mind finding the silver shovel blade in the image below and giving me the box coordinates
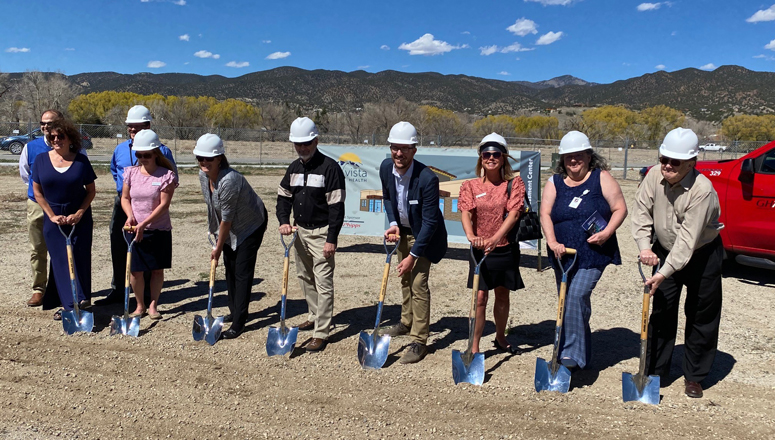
[451,350,485,386]
[357,331,391,370]
[266,326,299,356]
[622,372,661,405]
[192,315,224,345]
[62,310,94,335]
[534,358,572,393]
[109,315,141,337]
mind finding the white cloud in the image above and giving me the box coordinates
[765,39,775,50]
[754,54,775,61]
[357,65,370,69]
[266,51,291,60]
[226,61,249,68]
[700,63,717,71]
[64,48,75,51]
[262,40,271,44]
[479,45,498,56]
[141,0,186,4]
[536,31,563,45]
[655,64,666,70]
[147,60,166,68]
[398,33,467,56]
[184,62,189,65]
[194,50,220,59]
[671,31,677,36]
[501,42,532,53]
[637,3,662,11]
[523,0,574,5]
[498,71,510,76]
[461,31,471,35]
[179,34,190,41]
[5,47,30,53]
[747,5,775,23]
[380,45,390,50]
[173,0,186,4]
[507,18,538,36]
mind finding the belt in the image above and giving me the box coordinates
[296,221,328,230]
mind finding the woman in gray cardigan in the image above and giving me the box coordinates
[195,134,268,339]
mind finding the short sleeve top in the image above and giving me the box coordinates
[32,152,97,213]
[123,166,178,231]
[458,176,525,248]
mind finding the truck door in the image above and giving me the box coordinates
[726,146,775,258]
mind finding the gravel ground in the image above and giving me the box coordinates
[1,171,773,440]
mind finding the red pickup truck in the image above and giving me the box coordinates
[641,142,775,268]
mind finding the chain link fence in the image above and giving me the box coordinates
[2,122,770,181]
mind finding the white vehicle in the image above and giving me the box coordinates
[699,143,727,152]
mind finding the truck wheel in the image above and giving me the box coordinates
[9,141,23,155]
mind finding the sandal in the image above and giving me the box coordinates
[129,310,146,318]
[53,309,63,321]
[493,339,520,354]
[148,312,163,320]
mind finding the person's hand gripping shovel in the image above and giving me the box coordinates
[266,228,299,357]
[357,234,400,369]
[192,233,224,345]
[622,258,662,405]
[451,246,489,386]
[534,248,577,393]
[109,226,141,337]
[59,224,94,335]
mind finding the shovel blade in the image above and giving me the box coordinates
[266,326,299,356]
[451,350,485,386]
[534,358,572,393]
[62,310,94,335]
[192,315,224,345]
[622,372,661,405]
[109,315,141,337]
[357,331,391,370]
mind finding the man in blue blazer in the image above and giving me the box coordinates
[378,121,448,364]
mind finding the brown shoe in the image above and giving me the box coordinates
[379,322,410,337]
[684,379,703,398]
[27,291,44,307]
[399,342,428,364]
[298,320,314,331]
[305,338,327,352]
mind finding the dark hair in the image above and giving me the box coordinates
[41,109,65,120]
[553,149,610,177]
[46,119,81,153]
[219,154,229,169]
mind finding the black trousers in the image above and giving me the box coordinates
[647,236,723,383]
[223,222,266,332]
[110,195,150,295]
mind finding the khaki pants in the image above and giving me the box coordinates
[294,226,335,339]
[398,233,432,345]
[27,199,47,293]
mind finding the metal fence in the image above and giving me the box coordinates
[1,122,770,181]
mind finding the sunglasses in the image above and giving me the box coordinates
[294,140,314,147]
[49,134,67,141]
[390,145,415,154]
[135,152,154,159]
[40,121,53,126]
[196,156,215,163]
[481,151,502,160]
[659,156,684,167]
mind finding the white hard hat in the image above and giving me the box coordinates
[125,105,152,124]
[289,117,319,143]
[559,131,593,155]
[478,132,508,153]
[659,127,699,160]
[131,130,161,151]
[387,121,418,145]
[193,133,225,157]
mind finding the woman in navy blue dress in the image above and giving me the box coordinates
[32,119,97,319]
[539,131,627,371]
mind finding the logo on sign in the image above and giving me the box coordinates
[338,153,368,183]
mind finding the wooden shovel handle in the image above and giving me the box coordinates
[377,262,391,302]
[209,259,217,288]
[281,256,290,298]
[639,292,651,340]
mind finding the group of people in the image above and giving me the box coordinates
[19,106,724,398]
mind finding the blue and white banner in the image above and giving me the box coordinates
[318,146,542,248]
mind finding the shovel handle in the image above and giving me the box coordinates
[209,259,217,288]
[639,292,651,340]
[123,225,136,232]
[281,256,290,298]
[377,262,391,303]
[556,276,567,327]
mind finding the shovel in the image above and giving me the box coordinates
[622,259,662,405]
[357,234,400,369]
[192,234,224,345]
[451,246,489,386]
[109,226,141,337]
[535,247,577,393]
[59,224,94,335]
[266,229,299,357]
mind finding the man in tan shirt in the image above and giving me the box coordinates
[632,127,724,399]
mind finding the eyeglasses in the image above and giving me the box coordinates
[40,121,53,126]
[659,156,684,167]
[127,124,147,131]
[49,134,67,141]
[481,151,502,160]
[135,152,154,159]
[390,145,415,154]
[196,156,215,163]
[294,140,314,147]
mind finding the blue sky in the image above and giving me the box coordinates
[3,0,775,84]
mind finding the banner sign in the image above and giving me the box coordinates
[318,146,542,247]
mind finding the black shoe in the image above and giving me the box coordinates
[493,339,519,354]
[224,314,233,323]
[221,328,242,339]
[560,358,580,373]
[94,291,123,306]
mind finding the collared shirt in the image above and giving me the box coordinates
[111,139,177,194]
[20,137,88,201]
[391,161,414,228]
[200,168,266,251]
[632,166,724,279]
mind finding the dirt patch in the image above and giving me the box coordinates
[1,172,773,439]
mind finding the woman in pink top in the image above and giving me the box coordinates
[459,133,525,354]
[121,130,178,320]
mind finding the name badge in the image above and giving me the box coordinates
[476,192,487,198]
[152,182,162,186]
[569,197,582,209]
[409,200,419,205]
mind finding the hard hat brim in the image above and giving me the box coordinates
[132,145,160,152]
[289,134,318,143]
[659,145,698,160]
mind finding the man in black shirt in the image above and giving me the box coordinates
[277,117,346,352]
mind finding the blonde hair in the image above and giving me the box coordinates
[476,153,516,182]
[152,148,175,173]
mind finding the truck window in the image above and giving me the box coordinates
[758,148,775,174]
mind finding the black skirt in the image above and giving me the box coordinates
[467,243,525,291]
[131,229,172,272]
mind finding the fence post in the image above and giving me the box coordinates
[259,130,263,165]
[623,138,629,180]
